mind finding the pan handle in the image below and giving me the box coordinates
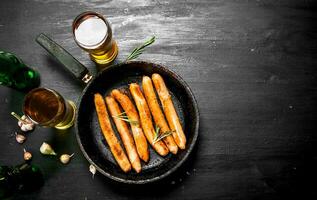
[36,33,93,84]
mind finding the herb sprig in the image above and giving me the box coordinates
[125,36,156,61]
[112,112,138,125]
[152,125,174,144]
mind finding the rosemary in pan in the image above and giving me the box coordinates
[125,36,156,61]
[112,112,138,125]
[152,125,174,145]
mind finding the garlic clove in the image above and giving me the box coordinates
[23,148,32,161]
[25,124,34,131]
[89,164,96,178]
[40,142,57,156]
[60,153,74,164]
[15,132,26,144]
[21,125,28,132]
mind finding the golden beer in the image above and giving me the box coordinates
[23,88,76,130]
[72,11,118,65]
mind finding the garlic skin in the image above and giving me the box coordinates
[23,148,32,161]
[60,153,74,164]
[15,132,26,144]
[40,142,57,156]
[89,164,96,178]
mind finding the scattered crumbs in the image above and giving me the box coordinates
[289,105,293,109]
[186,171,191,176]
[171,181,176,185]
[250,48,255,52]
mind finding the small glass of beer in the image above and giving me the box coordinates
[72,11,118,65]
[23,88,76,130]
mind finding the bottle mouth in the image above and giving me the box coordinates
[11,68,40,90]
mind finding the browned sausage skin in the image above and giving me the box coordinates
[106,96,142,173]
[151,74,186,149]
[142,76,178,154]
[129,83,169,156]
[94,93,131,172]
[111,89,149,162]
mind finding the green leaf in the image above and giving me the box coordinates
[152,126,174,144]
[112,112,138,125]
[126,36,156,62]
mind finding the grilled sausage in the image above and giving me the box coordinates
[129,83,169,156]
[111,89,149,162]
[152,74,186,149]
[106,96,142,173]
[142,76,178,154]
[94,93,131,172]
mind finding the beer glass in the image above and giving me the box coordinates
[72,11,118,65]
[23,88,76,130]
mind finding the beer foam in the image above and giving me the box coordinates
[74,16,108,47]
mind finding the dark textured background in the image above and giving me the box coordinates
[1,0,317,199]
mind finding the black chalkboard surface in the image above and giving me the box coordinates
[0,0,316,199]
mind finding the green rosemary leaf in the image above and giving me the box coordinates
[152,127,174,144]
[112,112,138,125]
[155,125,160,137]
[117,111,127,117]
[126,36,156,62]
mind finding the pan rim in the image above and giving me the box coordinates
[75,61,199,184]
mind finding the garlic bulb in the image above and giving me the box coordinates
[18,115,35,132]
[60,153,74,164]
[11,112,35,132]
[40,142,57,156]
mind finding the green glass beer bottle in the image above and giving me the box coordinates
[0,51,40,90]
[0,163,44,198]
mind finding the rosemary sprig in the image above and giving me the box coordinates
[153,125,160,140]
[112,112,138,125]
[125,36,156,62]
[152,125,174,145]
